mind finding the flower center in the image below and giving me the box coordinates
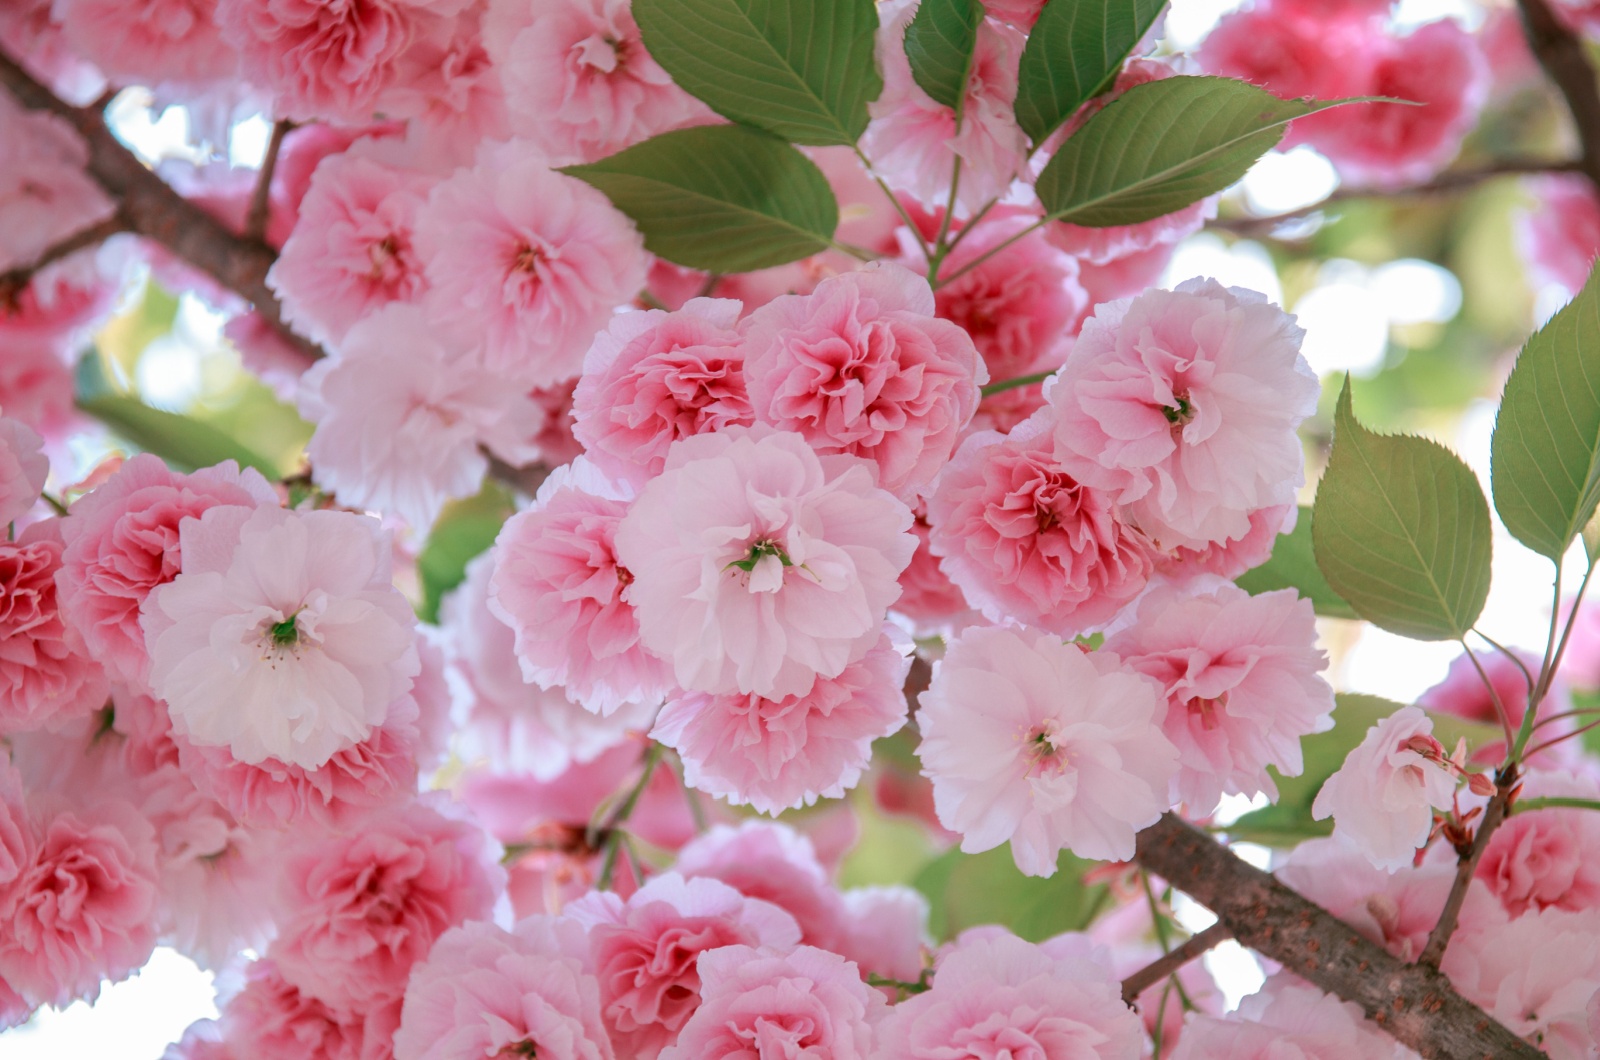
[727,539,792,574]
[1022,721,1072,777]
[1162,392,1195,427]
[269,612,301,648]
[512,242,543,275]
[1186,693,1227,731]
[496,1043,539,1058]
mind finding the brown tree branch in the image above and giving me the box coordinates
[1417,776,1514,969]
[0,213,128,307]
[1133,813,1541,1060]
[245,119,293,243]
[1519,0,1600,193]
[1120,921,1232,1004]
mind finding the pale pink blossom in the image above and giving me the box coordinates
[178,692,423,829]
[416,139,648,387]
[1278,837,1506,962]
[918,625,1180,874]
[393,915,614,1060]
[143,505,419,770]
[1443,907,1600,1059]
[0,798,159,1009]
[529,380,586,468]
[1311,705,1458,871]
[1169,976,1413,1059]
[615,425,916,700]
[572,298,754,483]
[0,522,109,734]
[1476,770,1600,916]
[653,631,911,814]
[983,0,1048,27]
[499,0,715,165]
[928,413,1157,635]
[268,152,436,347]
[489,458,671,714]
[446,554,652,780]
[660,944,886,1060]
[51,0,236,89]
[742,263,986,501]
[873,931,1143,1060]
[0,0,106,106]
[1104,581,1335,813]
[0,415,47,529]
[382,13,509,157]
[300,304,542,529]
[836,886,930,985]
[223,312,317,402]
[1156,501,1294,582]
[57,454,276,686]
[892,505,979,632]
[220,959,401,1060]
[271,797,503,1011]
[1517,175,1600,298]
[862,1,1028,213]
[0,94,117,272]
[566,872,802,1058]
[0,345,78,445]
[1047,278,1318,552]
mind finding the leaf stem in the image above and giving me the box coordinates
[1460,640,1518,752]
[1514,795,1600,813]
[854,145,933,267]
[594,741,665,890]
[931,216,1048,290]
[980,370,1056,397]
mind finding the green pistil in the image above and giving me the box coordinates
[1162,395,1194,425]
[726,539,793,574]
[270,613,301,647]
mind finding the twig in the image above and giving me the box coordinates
[244,119,292,244]
[1416,772,1514,968]
[1132,813,1542,1059]
[1515,795,1600,813]
[593,741,664,890]
[980,369,1056,397]
[0,214,128,307]
[1210,157,1584,237]
[1519,0,1600,192]
[1121,921,1232,1005]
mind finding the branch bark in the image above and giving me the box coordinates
[1417,778,1513,969]
[0,213,128,306]
[1133,814,1540,1060]
[1519,0,1600,193]
[1120,921,1231,1004]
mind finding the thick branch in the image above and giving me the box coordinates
[1519,0,1600,192]
[1120,921,1231,1004]
[1417,780,1513,968]
[1133,814,1540,1060]
[0,48,311,355]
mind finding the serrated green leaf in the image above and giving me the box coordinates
[417,481,516,624]
[1312,378,1492,641]
[633,0,882,145]
[912,844,1108,942]
[1035,76,1369,227]
[1013,0,1167,145]
[904,0,983,112]
[1490,266,1600,560]
[1235,506,1358,620]
[1227,693,1500,846]
[75,353,283,478]
[562,126,840,273]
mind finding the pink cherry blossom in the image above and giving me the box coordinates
[268,152,436,348]
[0,344,77,444]
[0,415,47,528]
[873,930,1143,1060]
[489,458,671,715]
[299,304,542,529]
[892,505,980,632]
[219,959,401,1060]
[653,631,911,814]
[615,425,915,700]
[0,798,159,1009]
[927,413,1157,635]
[416,138,648,388]
[1156,502,1294,582]
[143,505,419,770]
[983,0,1048,27]
[0,93,117,273]
[393,915,614,1060]
[1443,907,1600,1059]
[0,522,108,735]
[499,0,715,165]
[271,797,503,1011]
[52,0,236,89]
[567,872,802,1058]
[862,1,1028,213]
[571,298,754,483]
[1169,975,1413,1059]
[1047,278,1319,552]
[1517,175,1600,298]
[1104,581,1336,813]
[56,454,276,686]
[918,625,1180,874]
[1311,705,1458,872]
[1418,646,1574,766]
[1476,771,1600,916]
[446,554,653,780]
[742,263,986,502]
[528,380,587,468]
[659,944,886,1060]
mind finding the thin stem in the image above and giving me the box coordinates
[931,216,1048,290]
[1528,705,1600,731]
[1526,714,1600,758]
[1120,921,1232,1004]
[827,238,877,262]
[854,145,932,267]
[1471,629,1536,697]
[1417,770,1516,968]
[40,492,69,517]
[926,156,964,280]
[980,370,1056,397]
[694,273,722,300]
[244,119,292,243]
[941,196,1000,257]
[594,741,664,890]
[668,752,708,834]
[1460,641,1518,752]
[637,289,669,311]
[0,214,128,306]
[1139,874,1197,1012]
[1514,795,1600,813]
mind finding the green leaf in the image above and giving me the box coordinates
[912,844,1109,942]
[417,481,516,624]
[632,0,882,145]
[1235,506,1358,620]
[1490,266,1600,560]
[562,126,840,273]
[1227,693,1500,846]
[1312,378,1492,641]
[904,0,983,112]
[1013,0,1167,146]
[75,353,283,478]
[1035,76,1368,227]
